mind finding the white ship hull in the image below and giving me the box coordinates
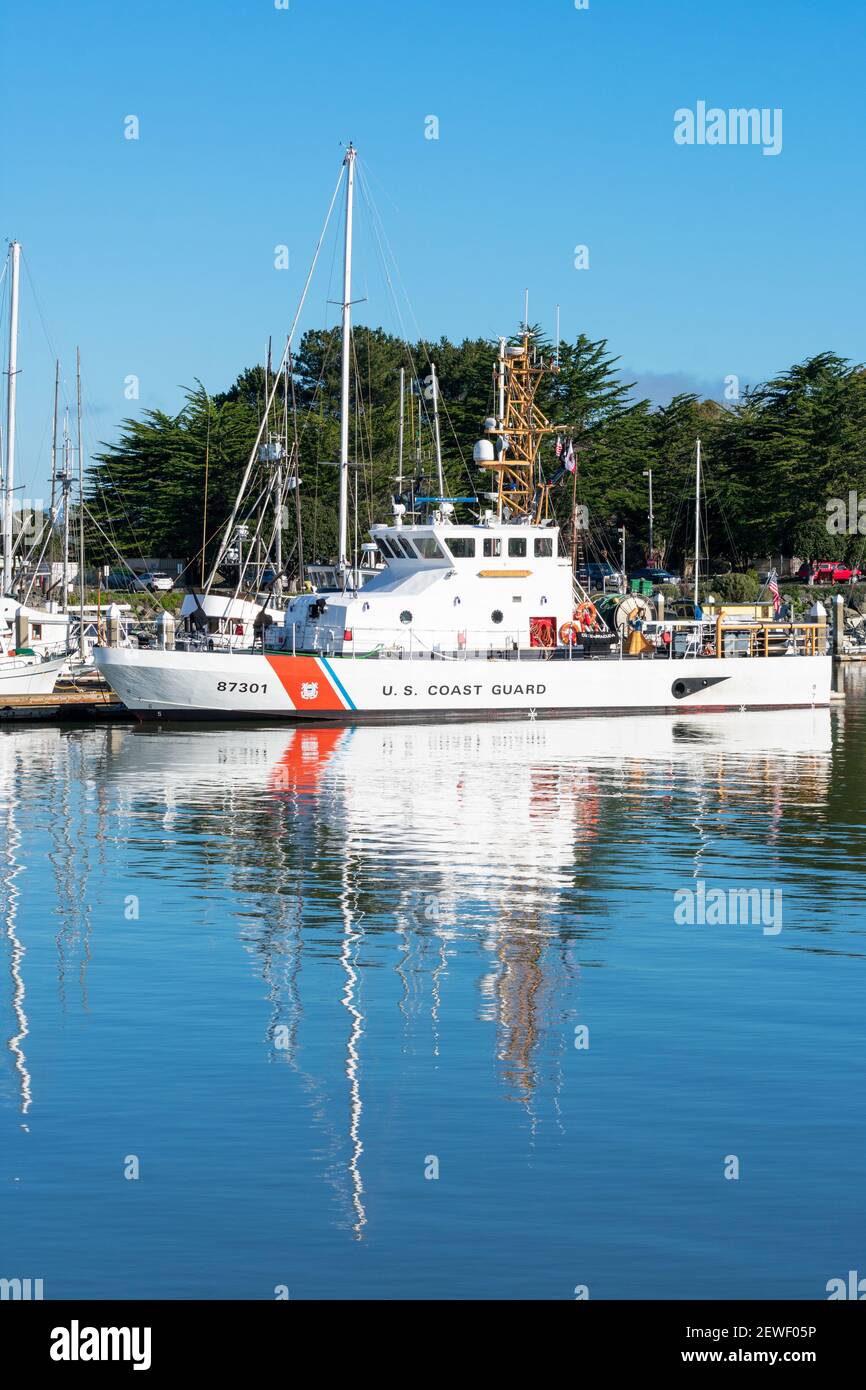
[93,646,832,722]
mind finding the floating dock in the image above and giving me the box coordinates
[0,679,130,724]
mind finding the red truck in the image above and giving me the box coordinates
[796,561,862,583]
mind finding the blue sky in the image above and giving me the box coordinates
[2,0,864,500]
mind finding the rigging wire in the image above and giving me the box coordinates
[204,158,347,592]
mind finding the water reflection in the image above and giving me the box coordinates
[0,705,839,1237]
[1,764,30,1126]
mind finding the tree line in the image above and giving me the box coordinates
[86,325,866,580]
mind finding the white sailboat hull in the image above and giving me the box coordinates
[93,646,832,722]
[0,656,66,696]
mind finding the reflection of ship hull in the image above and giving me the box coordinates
[99,707,833,806]
[100,707,833,919]
[94,647,832,723]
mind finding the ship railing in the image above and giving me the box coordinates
[572,575,592,608]
[713,617,827,658]
[643,618,828,658]
[148,615,830,662]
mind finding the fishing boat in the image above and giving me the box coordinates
[94,147,832,723]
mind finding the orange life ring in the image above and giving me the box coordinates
[559,621,580,646]
[574,601,600,633]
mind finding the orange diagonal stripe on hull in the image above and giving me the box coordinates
[264,655,345,711]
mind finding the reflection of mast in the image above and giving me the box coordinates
[68,735,94,1008]
[3,785,32,1125]
[340,865,366,1239]
[49,733,85,1007]
[493,932,544,1106]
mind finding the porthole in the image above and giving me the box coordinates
[400,610,412,625]
[491,610,503,624]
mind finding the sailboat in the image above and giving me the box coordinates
[94,147,831,722]
[1,241,70,696]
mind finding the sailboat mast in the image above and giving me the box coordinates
[3,241,21,594]
[431,362,445,498]
[62,411,70,614]
[397,366,404,502]
[338,143,356,579]
[694,436,702,607]
[76,348,86,658]
[276,357,285,588]
[50,357,60,534]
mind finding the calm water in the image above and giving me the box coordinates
[2,672,865,1300]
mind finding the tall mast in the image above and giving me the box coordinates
[479,331,559,525]
[3,241,21,594]
[397,364,405,525]
[61,410,71,613]
[397,366,404,501]
[338,143,356,580]
[50,357,60,536]
[76,348,86,657]
[430,361,445,498]
[287,350,304,589]
[497,336,506,422]
[694,437,701,607]
[200,391,210,588]
[276,356,285,588]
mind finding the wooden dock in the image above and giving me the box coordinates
[0,681,130,724]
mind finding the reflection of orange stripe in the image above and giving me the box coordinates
[268,727,346,795]
[264,655,345,711]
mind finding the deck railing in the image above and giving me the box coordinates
[111,615,830,662]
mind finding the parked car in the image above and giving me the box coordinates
[585,561,620,588]
[106,570,148,592]
[140,571,175,593]
[796,561,861,584]
[628,566,681,586]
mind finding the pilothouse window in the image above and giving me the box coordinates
[448,537,476,559]
[483,538,501,558]
[414,535,447,560]
[534,537,553,557]
[397,538,417,559]
[508,537,527,558]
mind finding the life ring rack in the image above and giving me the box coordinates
[574,600,601,633]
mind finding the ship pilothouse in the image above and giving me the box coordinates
[269,518,573,657]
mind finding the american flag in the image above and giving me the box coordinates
[767,569,782,615]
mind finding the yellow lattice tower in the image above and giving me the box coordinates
[479,335,560,523]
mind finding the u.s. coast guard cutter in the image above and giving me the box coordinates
[95,147,830,723]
